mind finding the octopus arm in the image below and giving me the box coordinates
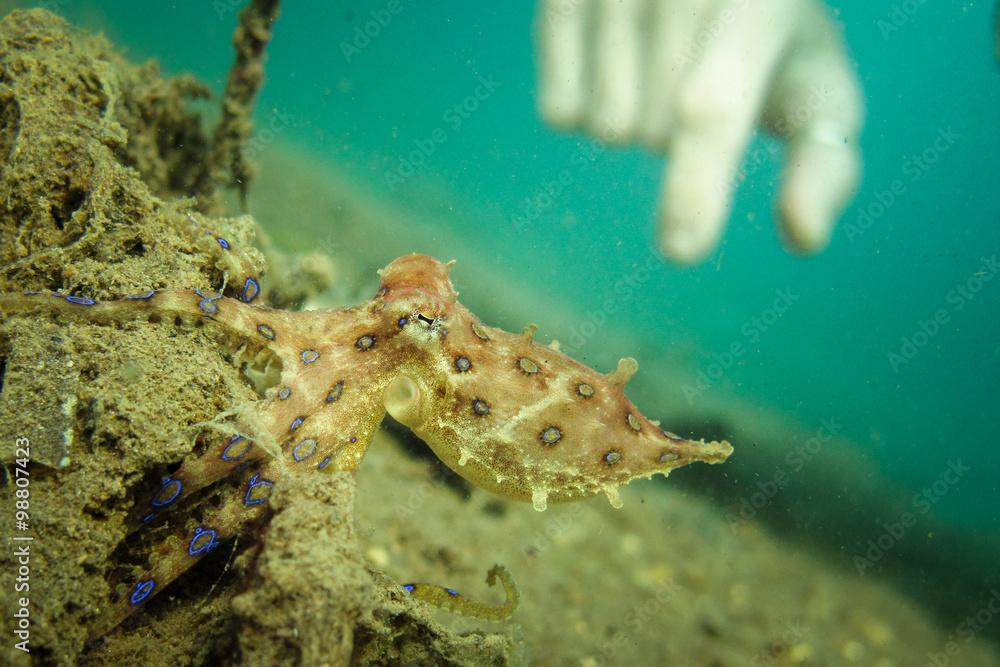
[101,462,276,634]
[402,564,519,620]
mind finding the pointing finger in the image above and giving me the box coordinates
[537,0,592,130]
[660,0,799,262]
[638,0,719,148]
[587,0,646,143]
[769,6,864,252]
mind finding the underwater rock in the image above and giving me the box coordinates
[232,471,366,665]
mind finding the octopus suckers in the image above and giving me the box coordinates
[516,357,540,375]
[626,413,642,432]
[471,398,491,416]
[539,426,562,446]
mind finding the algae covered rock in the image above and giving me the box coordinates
[0,8,510,666]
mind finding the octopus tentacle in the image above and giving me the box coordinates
[0,253,732,633]
[402,564,519,621]
[102,462,276,633]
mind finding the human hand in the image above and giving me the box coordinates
[536,0,864,263]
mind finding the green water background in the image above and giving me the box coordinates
[28,2,999,541]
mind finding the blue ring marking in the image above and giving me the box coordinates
[221,435,252,462]
[188,526,220,556]
[151,478,182,508]
[350,436,357,444]
[318,456,331,470]
[278,387,291,400]
[446,588,459,597]
[125,290,157,301]
[397,317,408,327]
[194,289,222,314]
[292,438,317,462]
[289,417,304,432]
[244,474,274,506]
[326,382,344,403]
[402,584,415,593]
[129,579,155,606]
[216,237,231,250]
[240,277,260,303]
[301,349,320,364]
[257,323,276,340]
[65,295,96,306]
[198,298,219,314]
[355,335,375,351]
[142,512,155,523]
